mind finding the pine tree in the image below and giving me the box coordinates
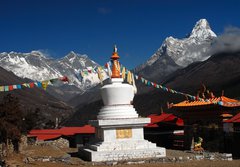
[0,94,23,153]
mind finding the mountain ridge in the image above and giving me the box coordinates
[0,50,106,102]
[0,66,74,128]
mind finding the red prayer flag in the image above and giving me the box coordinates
[9,85,13,91]
[59,76,69,82]
[29,82,35,88]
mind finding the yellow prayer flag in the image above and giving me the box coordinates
[127,71,132,84]
[22,83,28,87]
[97,67,103,84]
[42,81,49,90]
[117,61,121,71]
[0,86,4,92]
[121,67,126,80]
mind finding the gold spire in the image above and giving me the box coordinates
[111,45,120,78]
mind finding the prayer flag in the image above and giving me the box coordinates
[59,76,69,82]
[9,85,13,91]
[132,73,137,94]
[0,86,4,92]
[97,67,103,84]
[121,67,126,80]
[4,86,9,91]
[29,82,34,88]
[37,82,42,88]
[135,75,138,80]
[42,81,49,90]
[22,83,28,87]
[17,85,22,89]
[127,71,132,84]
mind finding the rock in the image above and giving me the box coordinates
[221,153,233,161]
[0,160,6,167]
[23,157,35,163]
[61,154,71,162]
[126,161,145,165]
[51,138,69,148]
[209,156,215,160]
[106,161,118,165]
[42,158,50,162]
[195,155,204,160]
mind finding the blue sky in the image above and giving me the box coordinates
[0,0,240,69]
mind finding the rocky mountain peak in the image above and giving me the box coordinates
[135,19,217,80]
[29,50,49,59]
[195,19,210,29]
[189,19,217,39]
[64,51,88,60]
[65,51,77,59]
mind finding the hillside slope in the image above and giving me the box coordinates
[0,67,74,128]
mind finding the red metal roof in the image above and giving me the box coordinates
[28,125,95,141]
[59,125,95,135]
[35,134,62,141]
[225,112,240,123]
[145,113,184,127]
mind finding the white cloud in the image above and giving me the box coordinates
[211,26,240,54]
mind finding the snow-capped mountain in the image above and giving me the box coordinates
[0,51,106,100]
[0,51,61,80]
[136,19,217,81]
[51,51,102,90]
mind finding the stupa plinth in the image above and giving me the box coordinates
[81,46,166,162]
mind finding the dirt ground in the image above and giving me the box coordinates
[3,145,240,167]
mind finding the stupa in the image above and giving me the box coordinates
[81,46,166,162]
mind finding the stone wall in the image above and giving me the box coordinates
[34,137,69,148]
[0,135,29,157]
[51,138,69,148]
[0,142,13,157]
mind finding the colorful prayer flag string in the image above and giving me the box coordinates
[0,76,69,92]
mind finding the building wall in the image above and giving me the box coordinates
[233,123,240,158]
[72,134,95,148]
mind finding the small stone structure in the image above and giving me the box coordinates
[80,46,166,162]
[51,137,69,148]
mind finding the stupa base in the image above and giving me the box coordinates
[79,118,166,162]
[81,147,166,162]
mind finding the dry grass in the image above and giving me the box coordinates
[4,145,240,167]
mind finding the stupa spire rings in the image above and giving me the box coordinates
[113,44,118,53]
[111,45,121,78]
